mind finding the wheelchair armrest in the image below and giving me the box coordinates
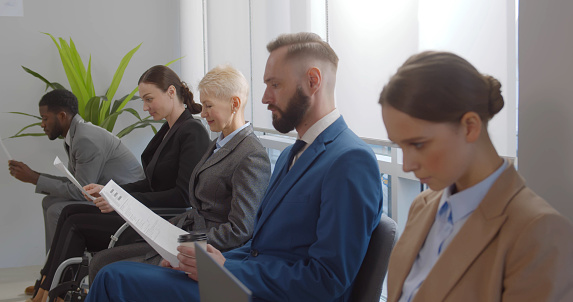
[150,207,190,219]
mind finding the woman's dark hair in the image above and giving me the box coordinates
[138,65,202,114]
[379,51,504,125]
[39,89,79,115]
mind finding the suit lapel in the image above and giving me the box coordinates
[413,163,524,302]
[389,191,441,302]
[146,111,190,179]
[66,115,82,173]
[196,126,254,175]
[188,126,254,209]
[186,140,216,209]
[254,117,345,233]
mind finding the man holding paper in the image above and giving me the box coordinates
[87,32,383,302]
[8,89,144,251]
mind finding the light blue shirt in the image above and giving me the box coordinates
[399,159,508,302]
[213,122,250,154]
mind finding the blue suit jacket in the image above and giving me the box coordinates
[224,117,383,302]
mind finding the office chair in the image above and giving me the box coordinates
[350,214,398,302]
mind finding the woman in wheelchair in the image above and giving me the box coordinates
[88,65,271,285]
[26,65,212,302]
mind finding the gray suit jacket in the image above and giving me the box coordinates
[36,114,145,200]
[173,125,271,251]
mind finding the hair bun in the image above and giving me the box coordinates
[484,75,504,118]
[181,81,202,114]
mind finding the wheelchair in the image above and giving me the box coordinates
[39,207,189,302]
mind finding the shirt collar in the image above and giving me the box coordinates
[297,108,340,152]
[64,130,71,146]
[64,115,82,145]
[439,158,508,223]
[215,122,251,153]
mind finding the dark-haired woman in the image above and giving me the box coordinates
[27,65,210,302]
[381,51,573,302]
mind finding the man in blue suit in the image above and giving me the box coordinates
[87,32,383,302]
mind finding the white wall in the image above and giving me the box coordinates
[518,0,573,221]
[0,0,180,268]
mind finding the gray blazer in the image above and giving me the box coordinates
[173,124,271,251]
[36,114,145,200]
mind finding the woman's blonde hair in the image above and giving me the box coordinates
[198,65,249,102]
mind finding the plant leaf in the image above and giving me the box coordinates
[165,56,184,67]
[85,55,95,97]
[150,124,158,134]
[85,96,102,124]
[21,66,61,91]
[121,108,143,121]
[51,82,67,90]
[112,86,139,115]
[100,107,125,131]
[116,119,164,138]
[11,122,42,136]
[101,114,118,132]
[9,133,47,138]
[101,43,142,122]
[107,93,140,119]
[69,38,88,85]
[100,106,148,132]
[43,33,90,115]
[58,37,89,111]
[7,112,41,119]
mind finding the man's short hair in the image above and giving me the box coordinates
[198,65,249,102]
[39,89,79,115]
[266,32,339,69]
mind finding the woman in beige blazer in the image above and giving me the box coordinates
[379,51,573,302]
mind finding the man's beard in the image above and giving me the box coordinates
[271,86,310,134]
[47,120,63,140]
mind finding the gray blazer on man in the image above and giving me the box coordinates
[173,124,271,251]
[36,114,144,200]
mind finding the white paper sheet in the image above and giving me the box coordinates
[0,138,12,160]
[53,156,95,201]
[100,180,188,267]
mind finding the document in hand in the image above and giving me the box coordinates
[100,180,188,267]
[53,156,96,201]
[0,138,12,160]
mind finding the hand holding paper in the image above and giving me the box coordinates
[8,160,40,184]
[100,180,188,266]
[53,156,96,201]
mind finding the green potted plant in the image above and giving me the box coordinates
[9,33,179,138]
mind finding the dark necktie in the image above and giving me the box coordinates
[287,139,306,171]
[257,139,307,218]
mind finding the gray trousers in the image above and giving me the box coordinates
[89,242,160,285]
[42,195,93,253]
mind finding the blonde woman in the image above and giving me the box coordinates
[87,64,271,284]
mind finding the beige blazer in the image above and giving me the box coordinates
[388,163,573,302]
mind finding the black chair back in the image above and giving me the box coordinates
[350,214,398,302]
